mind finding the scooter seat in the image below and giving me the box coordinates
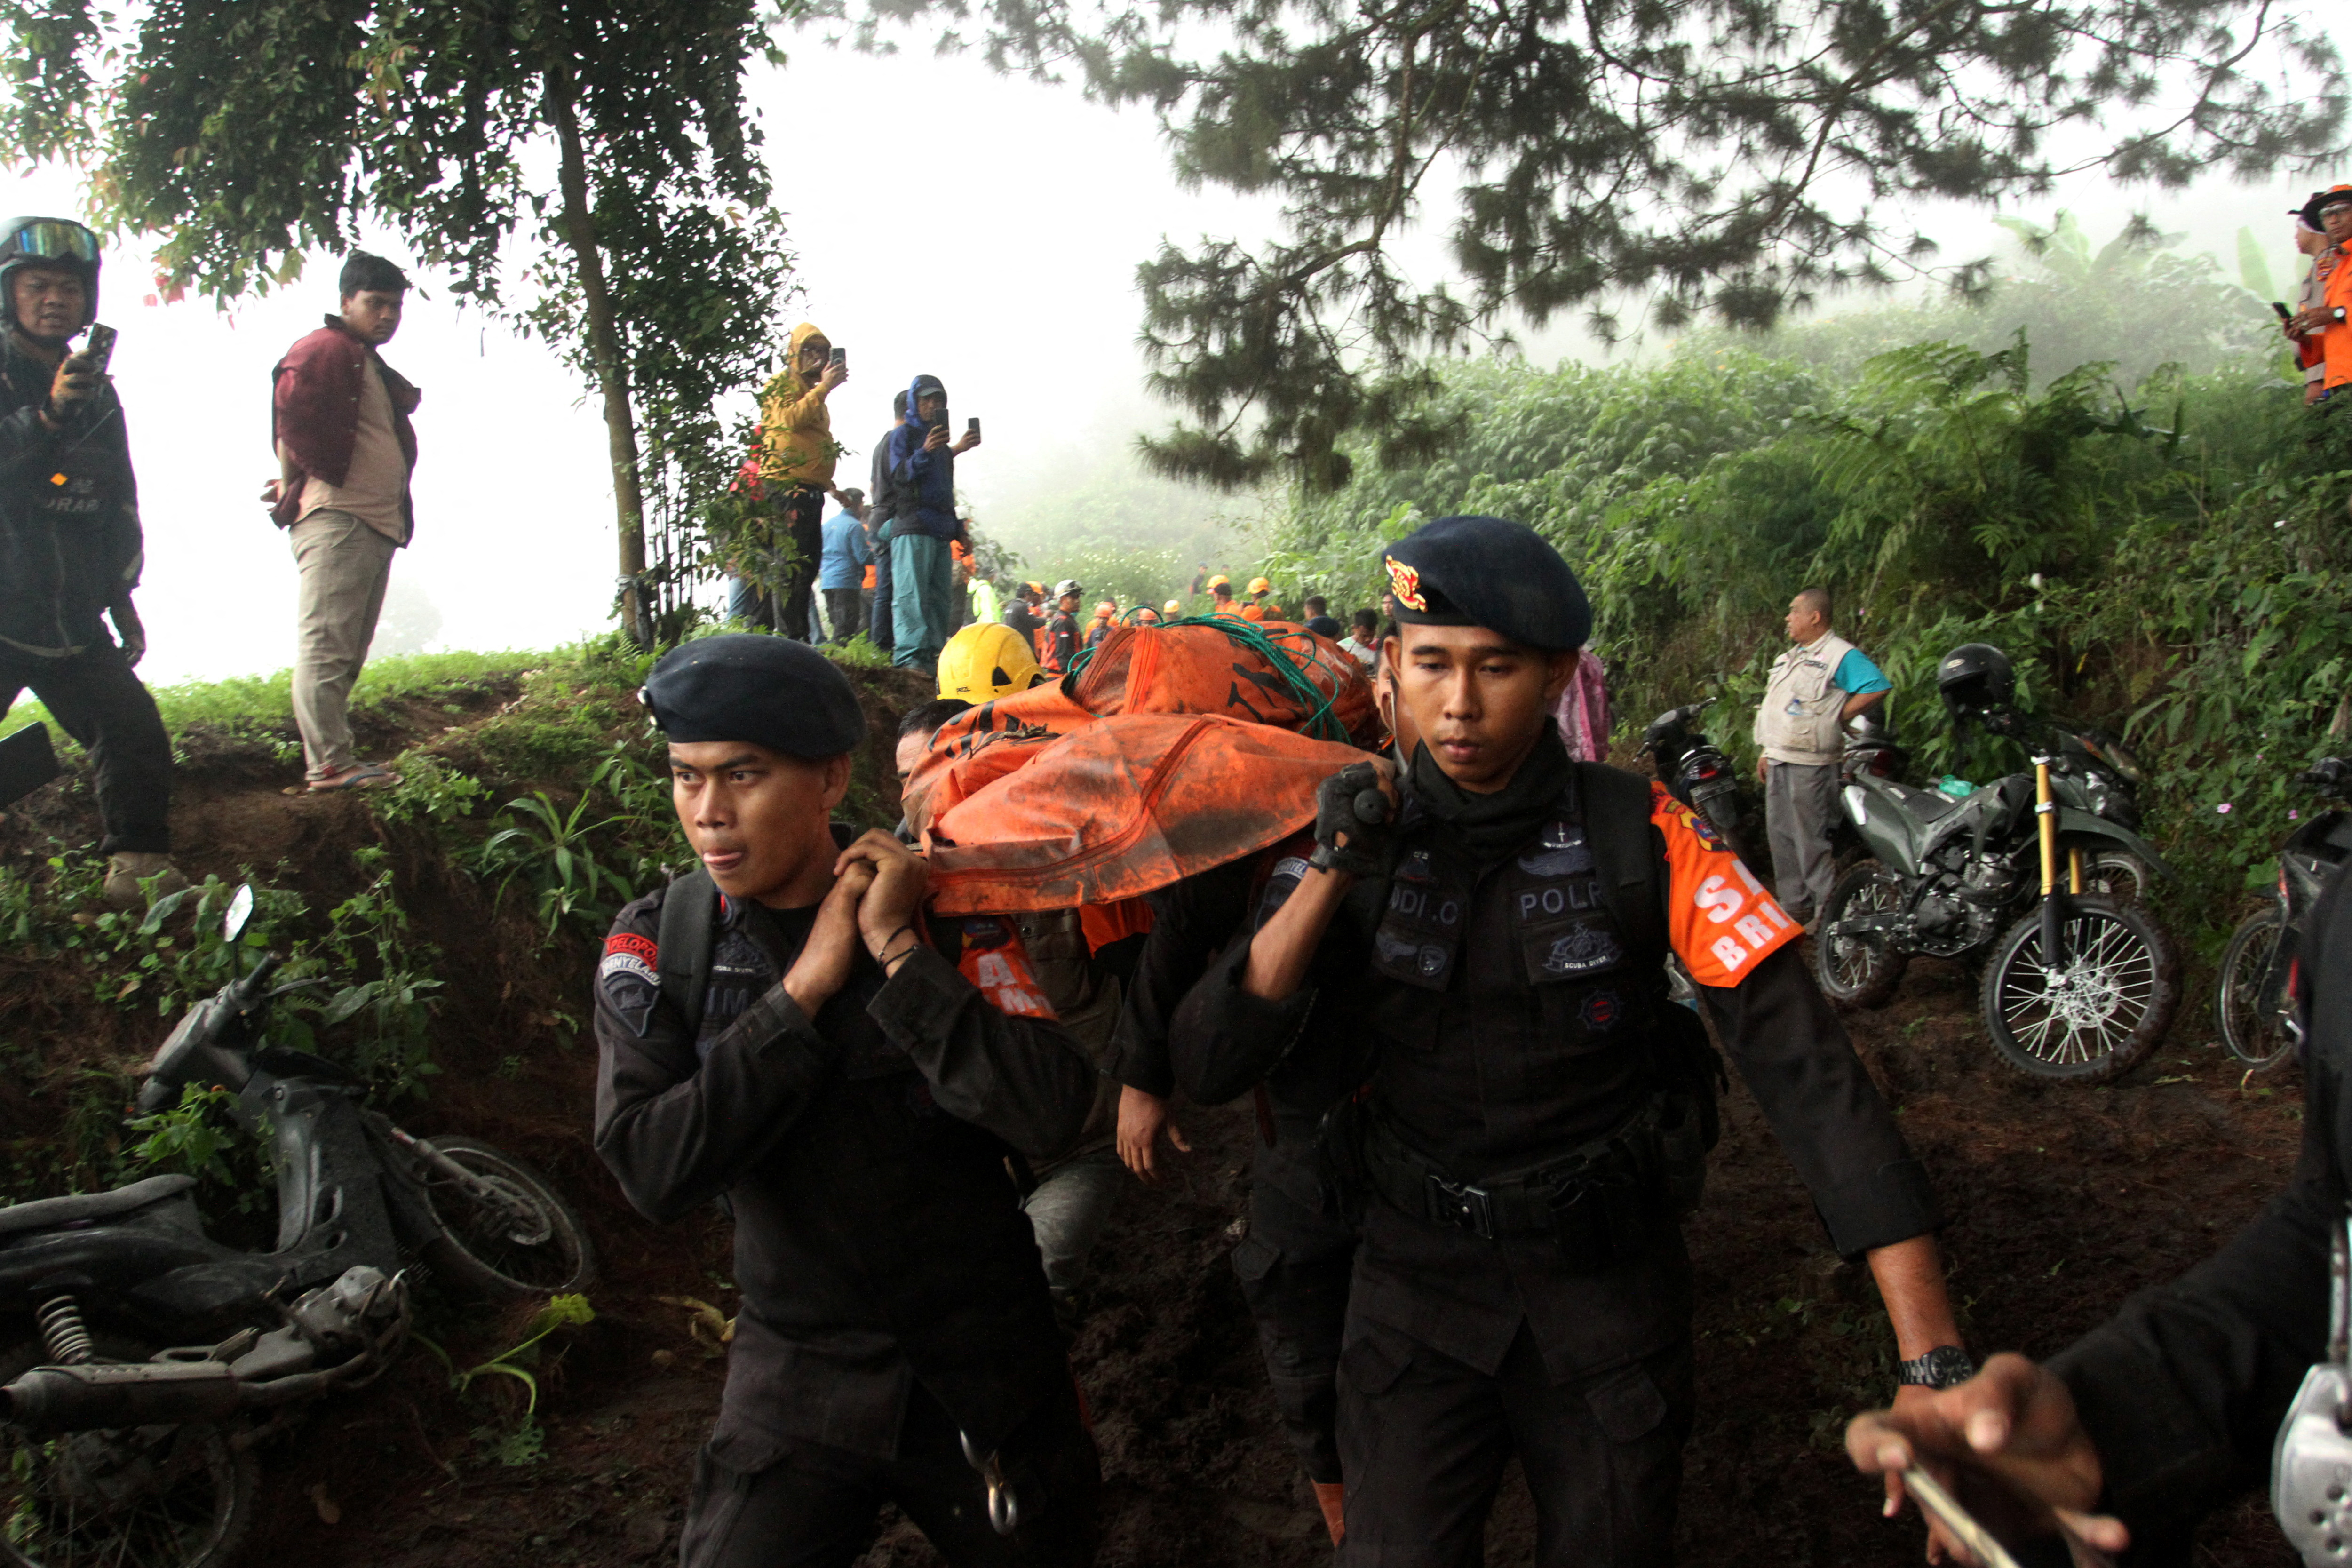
[0,1175,197,1239]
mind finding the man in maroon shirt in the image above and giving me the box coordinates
[262,252,419,791]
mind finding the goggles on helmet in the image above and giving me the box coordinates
[2,219,99,266]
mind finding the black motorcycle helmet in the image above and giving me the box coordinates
[0,215,101,338]
[1937,642,2016,730]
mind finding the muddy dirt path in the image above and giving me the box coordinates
[208,947,2300,1568]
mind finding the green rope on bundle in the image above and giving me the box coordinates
[1068,613,1350,743]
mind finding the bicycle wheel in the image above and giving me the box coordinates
[417,1137,597,1300]
[1816,860,1910,1010]
[1981,897,2178,1084]
[2216,907,2297,1071]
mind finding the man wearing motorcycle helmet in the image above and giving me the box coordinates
[0,215,186,908]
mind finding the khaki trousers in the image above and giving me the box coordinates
[289,509,397,779]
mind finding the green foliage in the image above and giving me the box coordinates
[124,1082,277,1232]
[1267,294,2352,950]
[416,1293,597,1466]
[474,749,675,941]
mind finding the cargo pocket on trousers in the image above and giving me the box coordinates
[1581,1360,1669,1445]
[1338,1327,1413,1401]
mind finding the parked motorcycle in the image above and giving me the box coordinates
[1642,698,1751,861]
[1816,643,2180,1083]
[0,886,596,1568]
[2215,758,2352,1072]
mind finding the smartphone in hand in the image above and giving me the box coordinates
[830,345,846,369]
[966,417,980,438]
[81,323,117,373]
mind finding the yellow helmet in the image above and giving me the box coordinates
[1248,576,1272,596]
[1162,599,1181,616]
[938,622,1042,702]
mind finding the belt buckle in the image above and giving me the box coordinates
[1427,1175,1494,1239]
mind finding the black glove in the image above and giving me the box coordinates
[109,596,145,668]
[1308,761,1395,877]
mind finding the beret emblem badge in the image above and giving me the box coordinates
[1386,557,1427,612]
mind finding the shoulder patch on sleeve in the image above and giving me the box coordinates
[955,919,1058,1020]
[1650,782,1800,987]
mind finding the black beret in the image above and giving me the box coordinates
[640,634,866,758]
[1380,515,1590,653]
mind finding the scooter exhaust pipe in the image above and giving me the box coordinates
[1,1360,241,1432]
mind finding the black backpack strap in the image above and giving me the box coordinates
[655,868,719,1039]
[1575,762,1669,965]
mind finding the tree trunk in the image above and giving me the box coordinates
[544,63,651,646]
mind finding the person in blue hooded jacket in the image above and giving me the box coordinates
[885,375,978,675]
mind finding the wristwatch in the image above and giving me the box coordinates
[1898,1345,1977,1390]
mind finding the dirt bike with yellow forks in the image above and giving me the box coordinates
[1815,643,2180,1083]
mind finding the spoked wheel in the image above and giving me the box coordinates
[1816,861,1910,1010]
[418,1137,597,1300]
[1981,897,2179,1084]
[0,1336,254,1568]
[2217,907,2298,1073]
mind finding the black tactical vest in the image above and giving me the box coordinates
[1359,763,1700,1182]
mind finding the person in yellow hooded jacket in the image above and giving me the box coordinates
[743,322,845,641]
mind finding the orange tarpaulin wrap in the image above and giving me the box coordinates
[906,619,1380,915]
[921,714,1367,914]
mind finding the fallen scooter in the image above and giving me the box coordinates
[0,885,596,1568]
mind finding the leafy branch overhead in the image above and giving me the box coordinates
[862,0,2349,490]
[0,0,799,640]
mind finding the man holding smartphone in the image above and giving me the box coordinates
[750,324,847,642]
[0,215,186,907]
[885,375,979,677]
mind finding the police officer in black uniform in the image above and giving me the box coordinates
[1170,516,1967,1565]
[592,635,1104,1568]
[1845,785,2352,1566]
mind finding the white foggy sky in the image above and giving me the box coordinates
[2,29,2348,685]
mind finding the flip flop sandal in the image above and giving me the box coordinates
[309,763,402,792]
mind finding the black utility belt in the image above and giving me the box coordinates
[1361,1103,1671,1253]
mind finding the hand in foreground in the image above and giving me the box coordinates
[1846,1354,2122,1565]
[1117,1084,1192,1183]
[259,478,283,507]
[818,360,847,395]
[923,424,952,453]
[953,430,981,454]
[781,859,875,1016]
[836,829,931,961]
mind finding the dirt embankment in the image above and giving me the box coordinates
[0,668,2308,1566]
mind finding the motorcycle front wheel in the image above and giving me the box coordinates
[0,1334,254,1568]
[1816,861,1910,1010]
[2216,907,2298,1072]
[1981,897,2179,1084]
[418,1137,598,1300]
